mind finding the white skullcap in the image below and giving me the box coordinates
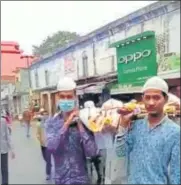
[142,76,168,95]
[39,108,45,112]
[57,77,76,91]
[84,101,95,108]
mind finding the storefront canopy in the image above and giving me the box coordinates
[110,85,143,95]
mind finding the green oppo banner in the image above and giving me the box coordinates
[111,31,157,86]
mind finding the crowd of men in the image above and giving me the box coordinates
[1,76,180,185]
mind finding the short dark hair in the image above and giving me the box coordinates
[162,92,168,98]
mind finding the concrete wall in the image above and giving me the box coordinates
[1,83,15,99]
[30,1,180,91]
[1,83,15,113]
[13,69,30,114]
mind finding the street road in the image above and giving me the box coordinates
[9,121,54,184]
[9,121,97,184]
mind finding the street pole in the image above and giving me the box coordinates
[27,57,32,108]
[27,57,32,90]
[92,38,97,75]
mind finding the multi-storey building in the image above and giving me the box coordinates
[12,67,30,115]
[29,1,180,114]
[1,41,38,115]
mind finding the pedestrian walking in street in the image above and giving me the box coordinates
[83,101,103,185]
[18,114,24,127]
[36,108,52,181]
[23,108,32,137]
[82,100,123,184]
[45,77,97,184]
[117,76,180,184]
[2,110,12,134]
[1,117,15,185]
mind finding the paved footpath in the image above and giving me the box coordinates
[9,121,54,184]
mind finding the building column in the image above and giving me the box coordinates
[47,92,52,115]
[40,93,44,108]
[40,91,52,115]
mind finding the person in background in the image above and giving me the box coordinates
[23,107,32,138]
[83,101,102,184]
[5,110,12,134]
[45,77,97,184]
[170,85,180,99]
[2,110,12,134]
[168,87,180,125]
[1,116,15,185]
[117,76,180,184]
[18,114,24,127]
[175,86,181,125]
[82,100,123,184]
[36,108,52,181]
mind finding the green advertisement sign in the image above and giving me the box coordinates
[110,31,157,86]
[158,52,180,74]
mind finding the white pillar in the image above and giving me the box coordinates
[47,92,51,115]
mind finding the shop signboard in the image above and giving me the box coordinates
[156,18,180,79]
[110,31,157,86]
[64,53,77,80]
[157,52,180,79]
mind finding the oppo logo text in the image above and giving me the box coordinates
[119,50,152,64]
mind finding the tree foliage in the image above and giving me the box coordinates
[32,31,80,56]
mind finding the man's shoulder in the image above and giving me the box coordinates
[45,115,64,128]
[161,118,180,145]
[130,118,145,130]
[164,118,180,134]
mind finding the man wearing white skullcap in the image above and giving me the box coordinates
[118,76,180,184]
[45,77,97,184]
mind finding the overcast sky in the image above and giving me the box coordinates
[1,1,156,54]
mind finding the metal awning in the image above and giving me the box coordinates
[13,91,29,97]
[76,83,97,95]
[33,85,57,92]
[158,70,180,80]
[110,86,143,95]
[77,83,97,90]
[77,82,107,95]
[84,84,104,94]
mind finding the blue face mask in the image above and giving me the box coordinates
[58,99,76,112]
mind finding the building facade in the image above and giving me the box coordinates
[29,1,180,114]
[1,41,38,116]
[1,82,15,113]
[1,41,35,77]
[12,68,30,115]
